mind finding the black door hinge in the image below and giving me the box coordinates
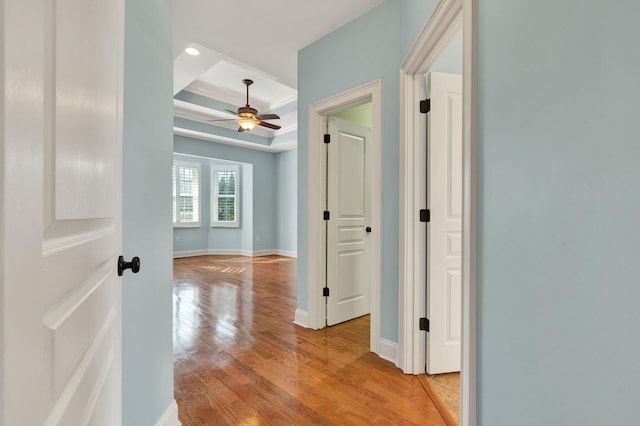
[419,317,429,331]
[323,287,330,297]
[419,209,430,223]
[324,134,331,144]
[324,211,330,221]
[420,99,431,114]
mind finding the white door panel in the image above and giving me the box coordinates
[2,0,124,424]
[426,72,463,374]
[326,117,371,326]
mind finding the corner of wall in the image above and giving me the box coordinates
[378,338,399,367]
[155,400,181,426]
[293,309,309,328]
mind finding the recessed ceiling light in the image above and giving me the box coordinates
[185,47,200,56]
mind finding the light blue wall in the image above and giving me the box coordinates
[240,164,254,253]
[276,150,297,253]
[399,0,436,52]
[173,154,253,253]
[297,0,436,341]
[174,136,280,253]
[173,154,211,252]
[477,1,640,424]
[122,0,174,424]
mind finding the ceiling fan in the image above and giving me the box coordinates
[210,79,281,132]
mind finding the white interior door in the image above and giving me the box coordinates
[2,0,124,424]
[326,116,372,326]
[426,72,463,374]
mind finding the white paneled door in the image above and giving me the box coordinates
[2,0,124,424]
[326,117,371,326]
[426,72,463,374]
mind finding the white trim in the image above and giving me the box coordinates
[174,98,237,121]
[306,79,383,357]
[377,339,399,365]
[173,249,209,259]
[461,1,477,424]
[399,0,463,372]
[249,249,277,257]
[174,127,297,153]
[173,160,202,227]
[397,69,428,375]
[174,98,298,138]
[211,164,240,228]
[155,400,181,426]
[173,249,297,259]
[398,0,476,425]
[173,249,248,258]
[173,99,277,139]
[185,80,271,115]
[401,0,463,74]
[293,309,309,328]
[274,249,297,258]
[182,73,298,113]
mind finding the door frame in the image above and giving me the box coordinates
[398,0,477,425]
[306,79,383,356]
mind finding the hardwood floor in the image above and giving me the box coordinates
[419,373,460,425]
[173,255,448,425]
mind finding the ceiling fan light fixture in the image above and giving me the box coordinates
[237,114,260,131]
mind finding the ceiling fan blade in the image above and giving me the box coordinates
[258,121,281,130]
[256,113,280,120]
[207,118,235,122]
[225,109,239,116]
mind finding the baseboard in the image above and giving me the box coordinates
[377,338,399,366]
[173,249,208,259]
[207,249,247,256]
[173,249,246,258]
[253,249,297,257]
[293,308,309,328]
[155,400,181,426]
[252,249,276,257]
[274,249,297,258]
[174,249,298,259]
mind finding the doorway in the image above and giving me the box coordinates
[398,0,477,424]
[306,79,387,358]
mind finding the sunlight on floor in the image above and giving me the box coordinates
[199,265,246,273]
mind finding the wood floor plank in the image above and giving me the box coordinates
[173,255,446,425]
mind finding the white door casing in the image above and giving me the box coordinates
[2,0,124,424]
[306,79,382,355]
[398,0,477,423]
[426,72,463,374]
[326,117,372,326]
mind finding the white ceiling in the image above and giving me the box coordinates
[174,0,384,88]
[173,0,384,142]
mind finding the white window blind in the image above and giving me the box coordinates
[212,165,239,227]
[173,161,200,227]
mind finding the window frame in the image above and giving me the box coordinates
[211,164,240,228]
[172,160,201,228]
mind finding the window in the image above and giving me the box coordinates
[173,161,200,227]
[212,165,239,227]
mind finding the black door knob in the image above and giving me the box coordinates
[365,226,372,233]
[118,256,140,276]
